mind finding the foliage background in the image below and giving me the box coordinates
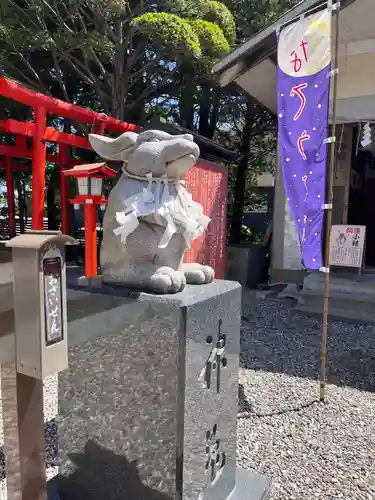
[0,0,298,241]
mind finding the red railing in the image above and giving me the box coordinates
[0,77,136,133]
[0,76,137,235]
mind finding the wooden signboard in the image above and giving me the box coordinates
[183,160,228,279]
[330,225,366,272]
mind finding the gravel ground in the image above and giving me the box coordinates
[1,291,375,500]
[239,290,375,500]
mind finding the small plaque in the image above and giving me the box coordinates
[43,256,64,346]
[330,225,366,268]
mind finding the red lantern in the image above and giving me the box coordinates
[63,163,117,278]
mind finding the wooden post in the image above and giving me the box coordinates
[320,3,340,402]
[31,106,47,230]
[1,305,47,500]
[84,201,97,277]
[1,361,22,500]
[16,373,47,500]
[2,197,48,500]
[1,365,47,500]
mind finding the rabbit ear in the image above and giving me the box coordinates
[89,132,138,161]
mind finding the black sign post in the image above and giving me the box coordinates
[43,256,64,346]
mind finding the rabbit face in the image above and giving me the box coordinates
[89,130,200,179]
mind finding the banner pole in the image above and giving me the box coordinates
[320,2,340,403]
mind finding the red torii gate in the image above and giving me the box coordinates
[0,76,137,235]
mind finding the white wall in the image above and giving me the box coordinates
[337,50,375,100]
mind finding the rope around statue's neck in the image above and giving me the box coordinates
[121,166,185,184]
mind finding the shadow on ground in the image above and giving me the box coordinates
[240,297,375,392]
[2,432,174,500]
[51,440,173,500]
[0,447,4,480]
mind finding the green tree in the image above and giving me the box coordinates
[216,0,299,243]
[0,0,235,122]
[0,0,236,232]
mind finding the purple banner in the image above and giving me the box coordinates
[277,9,332,270]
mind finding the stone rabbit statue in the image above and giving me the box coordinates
[88,129,215,294]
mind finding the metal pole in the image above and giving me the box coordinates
[320,2,340,402]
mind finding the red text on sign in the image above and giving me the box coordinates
[290,83,308,120]
[297,130,310,160]
[289,40,309,73]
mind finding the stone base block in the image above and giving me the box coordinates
[49,466,271,500]
[227,467,271,500]
[50,280,270,500]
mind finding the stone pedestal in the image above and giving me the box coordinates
[54,280,271,500]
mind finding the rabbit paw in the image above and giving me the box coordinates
[150,267,186,294]
[180,263,215,285]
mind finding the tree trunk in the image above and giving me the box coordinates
[47,166,59,230]
[127,89,146,124]
[198,84,211,137]
[229,99,254,244]
[209,90,220,140]
[112,20,126,120]
[125,42,148,123]
[198,82,220,140]
[198,86,220,139]
[179,65,194,129]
